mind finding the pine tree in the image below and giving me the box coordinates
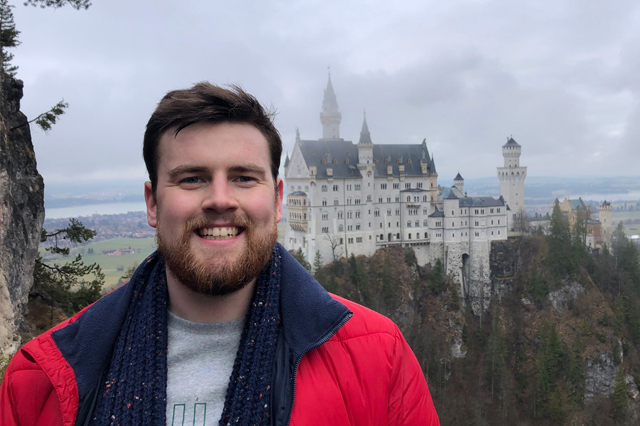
[485,316,507,402]
[547,201,574,277]
[291,247,311,272]
[611,367,628,423]
[0,0,20,76]
[312,250,326,285]
[566,337,586,409]
[429,258,445,295]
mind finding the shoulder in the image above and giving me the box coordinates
[328,294,402,345]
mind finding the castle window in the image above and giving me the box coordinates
[356,237,362,243]
[405,183,411,189]
[417,182,422,188]
[491,220,494,225]
[334,199,339,206]
[498,220,500,224]
[475,232,479,237]
[356,210,361,218]
[322,199,327,206]
[407,221,412,227]
[387,197,391,203]
[387,209,391,215]
[348,238,353,244]
[347,197,352,205]
[395,209,400,215]
[322,212,328,221]
[333,184,339,191]
[498,231,500,235]
[475,209,479,214]
[340,238,344,244]
[490,208,494,213]
[338,211,343,219]
[379,197,383,203]
[423,195,428,202]
[423,220,428,226]
[415,220,419,227]
[321,185,327,192]
[347,211,352,219]
[322,227,329,233]
[475,221,479,226]
[348,225,353,231]
[436,221,442,227]
[374,158,378,163]
[355,198,361,205]
[356,224,361,230]
[367,195,371,202]
[408,158,412,164]
[355,184,361,190]
[321,159,326,164]
[497,208,501,213]
[407,196,411,202]
[408,233,412,239]
[374,209,380,217]
[393,183,399,189]
[381,183,387,190]
[417,233,420,239]
[333,159,337,164]
[338,224,344,232]
[397,233,400,239]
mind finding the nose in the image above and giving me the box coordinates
[201,177,239,213]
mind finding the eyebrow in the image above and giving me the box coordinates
[167,164,267,180]
[167,165,209,181]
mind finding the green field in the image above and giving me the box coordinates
[43,238,157,291]
[43,224,288,292]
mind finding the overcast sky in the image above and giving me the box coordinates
[11,0,640,187]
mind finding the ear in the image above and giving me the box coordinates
[144,181,158,228]
[275,178,284,223]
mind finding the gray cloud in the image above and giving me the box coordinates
[9,0,640,186]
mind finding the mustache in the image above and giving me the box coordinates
[183,214,252,233]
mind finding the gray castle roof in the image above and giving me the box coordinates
[296,138,437,179]
[503,137,520,147]
[429,208,445,218]
[284,153,290,168]
[454,172,464,181]
[288,191,307,196]
[458,197,505,208]
[358,115,372,145]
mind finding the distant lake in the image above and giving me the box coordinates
[45,202,147,219]
[571,191,640,202]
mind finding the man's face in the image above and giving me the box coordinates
[144,122,283,295]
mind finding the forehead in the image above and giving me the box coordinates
[157,122,270,171]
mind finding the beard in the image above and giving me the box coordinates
[156,212,278,296]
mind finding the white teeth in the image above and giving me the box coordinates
[199,227,239,240]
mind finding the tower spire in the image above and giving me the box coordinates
[358,110,372,145]
[320,70,342,140]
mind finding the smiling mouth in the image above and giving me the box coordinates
[197,226,242,240]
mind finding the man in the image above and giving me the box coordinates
[1,83,439,425]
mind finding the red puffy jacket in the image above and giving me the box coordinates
[1,247,439,425]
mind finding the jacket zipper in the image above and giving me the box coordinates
[283,312,353,426]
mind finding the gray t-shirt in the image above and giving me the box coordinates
[166,312,244,426]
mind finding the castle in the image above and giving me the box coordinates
[284,76,521,313]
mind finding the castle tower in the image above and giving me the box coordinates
[454,172,464,196]
[599,200,612,247]
[320,73,342,140]
[497,137,527,228]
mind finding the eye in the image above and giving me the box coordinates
[180,176,204,185]
[236,176,257,184]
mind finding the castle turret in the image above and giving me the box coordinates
[599,200,612,247]
[497,136,527,229]
[454,172,464,196]
[320,72,342,140]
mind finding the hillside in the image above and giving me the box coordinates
[307,225,640,425]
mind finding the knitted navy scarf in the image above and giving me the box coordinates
[90,245,282,426]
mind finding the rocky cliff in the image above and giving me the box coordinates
[0,76,45,356]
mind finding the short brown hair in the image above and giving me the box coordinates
[143,83,282,193]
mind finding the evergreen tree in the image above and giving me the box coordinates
[449,284,461,311]
[380,252,396,309]
[0,0,20,76]
[485,316,507,402]
[611,367,628,423]
[291,247,311,272]
[34,219,104,317]
[547,201,574,277]
[429,258,445,295]
[566,337,586,409]
[312,250,326,285]
[572,209,588,263]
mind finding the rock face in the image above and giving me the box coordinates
[586,351,617,400]
[0,76,45,355]
[490,238,521,301]
[548,279,584,313]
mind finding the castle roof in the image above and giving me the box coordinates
[358,113,372,145]
[454,172,464,181]
[295,139,437,179]
[429,208,445,218]
[503,137,520,147]
[567,198,586,210]
[602,200,611,207]
[288,191,307,196]
[458,197,505,208]
[284,153,290,168]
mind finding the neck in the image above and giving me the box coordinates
[166,269,256,323]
